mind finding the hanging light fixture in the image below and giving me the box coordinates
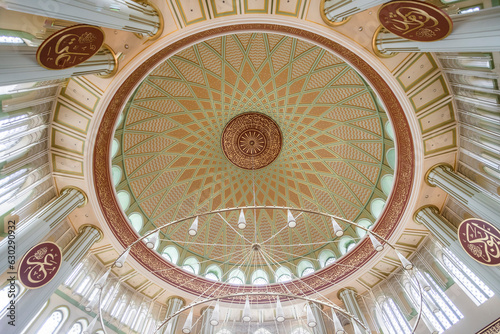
[145,230,159,249]
[331,309,346,334]
[83,315,98,334]
[275,296,285,322]
[94,267,111,289]
[331,218,343,237]
[242,295,251,322]
[182,308,194,333]
[188,216,199,236]
[395,250,413,270]
[424,294,440,313]
[114,248,130,268]
[353,323,363,334]
[369,233,384,252]
[238,209,246,229]
[210,300,220,326]
[306,304,317,327]
[287,209,296,228]
[414,270,431,291]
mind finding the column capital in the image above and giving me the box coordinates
[96,44,119,79]
[166,295,186,306]
[413,205,440,223]
[78,224,104,242]
[60,186,88,207]
[424,163,454,187]
[337,287,358,299]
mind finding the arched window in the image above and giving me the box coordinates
[275,266,293,283]
[407,271,463,333]
[205,264,223,281]
[338,236,356,255]
[112,139,120,158]
[291,328,310,334]
[254,328,272,334]
[75,275,92,295]
[318,249,336,268]
[251,269,269,285]
[381,174,394,196]
[111,295,127,318]
[117,191,131,211]
[68,319,88,334]
[297,260,314,277]
[162,246,179,264]
[227,269,245,285]
[182,257,200,275]
[378,297,412,334]
[128,213,143,233]
[370,198,386,219]
[64,263,84,287]
[36,307,68,334]
[386,148,396,170]
[356,219,373,238]
[112,166,122,186]
[385,121,395,141]
[440,249,494,305]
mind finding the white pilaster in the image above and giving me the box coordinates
[0,187,86,274]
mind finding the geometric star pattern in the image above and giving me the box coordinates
[113,33,394,269]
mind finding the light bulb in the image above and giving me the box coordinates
[238,209,246,229]
[188,217,199,236]
[275,296,285,322]
[94,267,111,289]
[369,233,384,252]
[331,218,344,237]
[210,300,220,326]
[146,230,159,249]
[287,209,296,228]
[306,304,316,328]
[182,308,194,333]
[242,295,251,322]
[115,248,130,268]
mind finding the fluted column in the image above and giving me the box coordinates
[199,307,214,334]
[425,164,500,228]
[0,45,117,86]
[374,7,500,55]
[414,206,500,296]
[309,302,327,334]
[338,288,369,333]
[322,0,386,25]
[0,225,102,333]
[1,0,162,37]
[0,186,87,274]
[162,296,185,334]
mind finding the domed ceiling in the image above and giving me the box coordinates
[112,32,393,266]
[94,25,414,297]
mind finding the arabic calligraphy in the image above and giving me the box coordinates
[378,1,453,42]
[18,242,62,288]
[458,218,500,266]
[37,25,105,70]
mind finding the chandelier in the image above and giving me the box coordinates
[87,206,426,334]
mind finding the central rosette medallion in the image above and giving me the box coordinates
[221,112,282,170]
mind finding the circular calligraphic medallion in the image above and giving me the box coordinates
[222,112,282,170]
[18,242,62,288]
[378,0,453,42]
[458,218,500,266]
[36,24,105,70]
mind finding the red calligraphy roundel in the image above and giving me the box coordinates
[378,0,453,42]
[458,218,500,266]
[18,242,62,289]
[36,25,105,70]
